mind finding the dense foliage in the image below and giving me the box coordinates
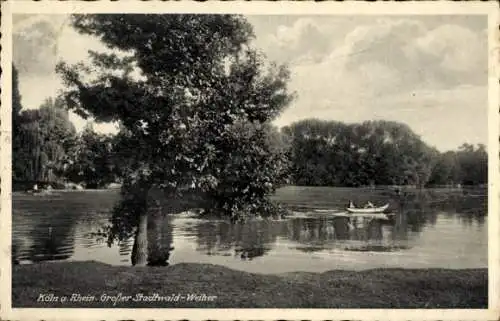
[13,63,117,190]
[427,144,487,186]
[12,95,77,185]
[283,119,487,188]
[12,65,23,134]
[201,121,291,220]
[64,125,117,189]
[12,64,23,183]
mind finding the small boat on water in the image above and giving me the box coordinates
[313,206,394,220]
[346,203,390,214]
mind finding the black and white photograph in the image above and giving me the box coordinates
[1,1,498,319]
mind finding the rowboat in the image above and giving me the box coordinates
[346,203,390,214]
[311,210,394,221]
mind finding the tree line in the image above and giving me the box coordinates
[281,119,487,188]
[13,69,487,193]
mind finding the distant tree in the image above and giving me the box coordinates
[12,64,23,130]
[14,98,77,184]
[456,143,487,185]
[284,119,438,188]
[428,151,461,186]
[474,144,488,184]
[12,64,24,181]
[57,14,294,265]
[64,126,116,188]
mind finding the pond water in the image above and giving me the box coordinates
[12,186,488,273]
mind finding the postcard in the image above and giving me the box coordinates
[1,1,498,320]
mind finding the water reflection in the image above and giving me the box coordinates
[189,220,277,260]
[147,211,174,266]
[189,215,399,256]
[12,188,488,271]
[13,204,77,264]
[118,240,133,263]
[29,224,75,262]
[12,191,120,264]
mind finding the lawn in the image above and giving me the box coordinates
[12,261,487,308]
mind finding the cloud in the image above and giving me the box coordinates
[342,19,487,91]
[257,17,343,64]
[14,14,110,73]
[13,14,119,134]
[14,18,107,89]
[412,24,487,80]
[341,19,434,91]
[13,17,59,75]
[261,17,487,92]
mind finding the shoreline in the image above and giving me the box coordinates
[12,261,487,308]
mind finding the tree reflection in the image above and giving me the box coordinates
[403,189,487,228]
[28,223,75,262]
[366,219,383,240]
[110,196,175,266]
[146,208,174,266]
[12,201,76,263]
[331,217,350,240]
[192,219,280,260]
[12,192,120,264]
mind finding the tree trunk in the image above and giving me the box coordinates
[130,185,205,266]
[130,184,150,267]
[131,185,166,266]
[147,206,169,266]
[131,209,148,266]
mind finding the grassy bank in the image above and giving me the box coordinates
[12,262,487,308]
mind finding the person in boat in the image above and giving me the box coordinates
[364,201,375,208]
[348,200,356,208]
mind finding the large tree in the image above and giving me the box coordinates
[57,14,294,265]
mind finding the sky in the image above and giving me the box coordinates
[12,14,489,152]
